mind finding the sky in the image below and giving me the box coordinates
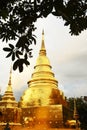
[0,14,87,101]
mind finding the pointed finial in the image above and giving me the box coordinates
[39,29,46,56]
[8,66,12,85]
[6,66,13,92]
[42,29,44,35]
[41,29,45,49]
[73,98,79,119]
[74,98,76,113]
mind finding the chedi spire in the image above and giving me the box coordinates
[7,66,12,91]
[39,30,46,56]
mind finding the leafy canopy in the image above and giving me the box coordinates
[0,0,87,72]
[67,97,87,130]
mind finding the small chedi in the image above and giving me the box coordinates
[0,31,72,129]
[0,68,21,130]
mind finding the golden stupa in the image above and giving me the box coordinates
[19,30,59,107]
[0,68,21,124]
[0,68,18,108]
[19,31,68,128]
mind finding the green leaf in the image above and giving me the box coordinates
[9,44,14,49]
[6,52,12,58]
[19,64,23,72]
[24,53,27,60]
[13,58,30,72]
[12,52,15,61]
[13,61,18,71]
[16,50,23,59]
[3,47,12,52]
[24,59,30,66]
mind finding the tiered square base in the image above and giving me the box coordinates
[21,105,67,128]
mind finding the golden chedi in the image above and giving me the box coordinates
[19,30,62,107]
[0,68,17,108]
[0,68,21,124]
[19,31,68,128]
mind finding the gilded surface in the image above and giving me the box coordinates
[0,68,17,108]
[19,31,61,107]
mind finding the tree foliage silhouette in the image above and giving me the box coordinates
[68,97,87,130]
[0,0,87,72]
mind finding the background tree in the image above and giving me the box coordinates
[0,94,2,101]
[0,0,87,72]
[67,97,87,130]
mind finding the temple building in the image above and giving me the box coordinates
[0,31,72,129]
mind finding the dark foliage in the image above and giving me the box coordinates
[67,97,87,130]
[0,94,2,101]
[0,0,87,72]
